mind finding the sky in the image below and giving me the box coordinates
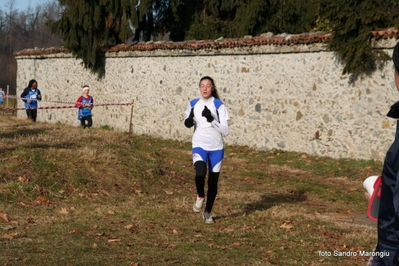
[0,0,52,11]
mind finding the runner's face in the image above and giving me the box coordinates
[199,79,213,99]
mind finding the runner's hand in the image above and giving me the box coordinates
[202,106,214,122]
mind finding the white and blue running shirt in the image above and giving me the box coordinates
[23,89,40,109]
[184,97,229,151]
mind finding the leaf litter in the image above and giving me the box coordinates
[0,115,383,265]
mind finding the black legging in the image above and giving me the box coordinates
[194,161,220,213]
[26,109,37,122]
[80,115,93,128]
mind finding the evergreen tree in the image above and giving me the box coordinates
[48,0,171,74]
[130,0,152,42]
[319,0,399,79]
[168,0,319,41]
[264,0,319,34]
[46,0,399,79]
[167,0,203,41]
[48,0,134,76]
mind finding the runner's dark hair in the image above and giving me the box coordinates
[394,43,399,73]
[199,76,220,99]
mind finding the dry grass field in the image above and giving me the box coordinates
[0,114,383,265]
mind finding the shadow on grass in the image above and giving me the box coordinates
[0,141,76,153]
[0,127,77,154]
[246,191,307,211]
[0,128,45,138]
[218,191,307,219]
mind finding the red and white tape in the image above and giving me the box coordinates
[0,103,133,111]
[3,94,133,106]
[0,94,133,110]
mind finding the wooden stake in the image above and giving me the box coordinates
[129,100,134,133]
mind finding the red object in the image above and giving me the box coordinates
[367,175,382,222]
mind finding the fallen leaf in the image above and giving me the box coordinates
[0,212,11,223]
[100,190,111,196]
[164,189,173,195]
[59,208,69,215]
[35,186,48,195]
[38,196,50,204]
[124,224,133,230]
[2,233,17,240]
[92,243,98,248]
[172,229,178,234]
[130,263,139,266]
[108,210,115,215]
[29,200,42,206]
[18,174,29,183]
[279,221,293,230]
[17,202,28,208]
[4,225,14,231]
[69,229,81,234]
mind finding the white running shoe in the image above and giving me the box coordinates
[193,196,204,213]
[203,211,214,224]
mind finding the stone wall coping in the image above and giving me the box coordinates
[14,29,399,59]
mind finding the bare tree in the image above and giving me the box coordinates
[0,0,62,94]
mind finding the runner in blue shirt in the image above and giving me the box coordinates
[0,87,4,105]
[184,76,229,224]
[75,85,94,128]
[20,79,42,122]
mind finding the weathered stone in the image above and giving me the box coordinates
[15,41,399,161]
[296,111,303,121]
[255,104,261,113]
[382,120,391,128]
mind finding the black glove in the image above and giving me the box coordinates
[387,101,399,119]
[202,106,214,122]
[184,107,195,128]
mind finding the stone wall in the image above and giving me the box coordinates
[15,36,399,161]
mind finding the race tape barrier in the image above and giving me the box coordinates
[0,103,133,111]
[0,94,133,110]
[4,94,81,105]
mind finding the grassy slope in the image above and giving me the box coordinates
[0,115,383,266]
